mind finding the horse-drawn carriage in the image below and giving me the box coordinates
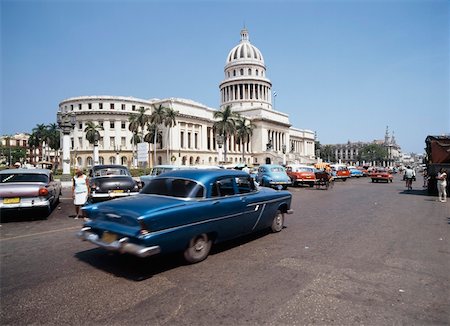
[314,170,334,190]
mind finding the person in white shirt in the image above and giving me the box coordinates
[72,167,89,219]
[436,168,447,203]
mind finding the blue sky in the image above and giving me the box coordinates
[1,0,449,154]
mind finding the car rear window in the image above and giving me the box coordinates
[141,178,204,198]
[270,167,285,172]
[1,173,49,183]
[94,168,130,177]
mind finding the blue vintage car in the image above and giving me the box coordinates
[77,169,293,263]
[348,167,364,178]
[255,164,291,189]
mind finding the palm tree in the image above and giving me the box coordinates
[164,107,178,164]
[84,121,103,145]
[46,123,60,167]
[213,105,240,162]
[31,123,47,162]
[129,107,150,167]
[28,133,40,164]
[148,104,168,166]
[235,117,255,163]
[144,124,162,164]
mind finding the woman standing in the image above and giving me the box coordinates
[436,168,447,203]
[72,167,89,219]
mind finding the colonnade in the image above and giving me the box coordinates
[221,83,271,103]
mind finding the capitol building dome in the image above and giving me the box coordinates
[220,29,273,111]
[226,29,264,65]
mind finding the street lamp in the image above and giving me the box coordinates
[93,131,100,166]
[57,111,76,181]
[115,145,122,165]
[282,144,287,165]
[216,134,224,163]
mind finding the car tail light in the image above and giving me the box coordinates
[38,187,49,196]
[139,220,150,235]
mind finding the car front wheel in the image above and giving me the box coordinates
[184,233,212,264]
[271,210,284,232]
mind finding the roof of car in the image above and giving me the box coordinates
[90,165,128,170]
[0,168,51,175]
[155,168,248,185]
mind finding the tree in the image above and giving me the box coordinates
[164,107,178,164]
[31,123,48,162]
[320,145,335,162]
[213,105,240,162]
[358,143,388,164]
[84,121,103,145]
[235,117,255,163]
[148,104,168,166]
[46,123,60,165]
[144,124,162,164]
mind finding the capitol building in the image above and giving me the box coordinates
[58,29,315,168]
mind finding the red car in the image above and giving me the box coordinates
[286,165,316,187]
[370,168,393,183]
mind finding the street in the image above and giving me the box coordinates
[1,175,449,325]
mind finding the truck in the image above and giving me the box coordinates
[425,135,450,194]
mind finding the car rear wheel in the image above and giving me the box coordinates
[184,233,212,264]
[271,210,284,232]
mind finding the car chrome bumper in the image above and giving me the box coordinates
[0,199,51,210]
[90,192,139,199]
[77,227,160,258]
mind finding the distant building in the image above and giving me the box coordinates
[0,133,30,165]
[324,127,402,166]
[58,29,315,168]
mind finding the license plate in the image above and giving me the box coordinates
[101,231,117,243]
[112,190,124,193]
[377,175,382,178]
[4,197,20,204]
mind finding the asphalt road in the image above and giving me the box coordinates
[1,175,449,325]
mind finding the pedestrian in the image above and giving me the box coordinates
[404,166,415,190]
[436,168,447,203]
[72,167,89,219]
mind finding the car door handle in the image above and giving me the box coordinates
[213,200,220,205]
[240,197,247,203]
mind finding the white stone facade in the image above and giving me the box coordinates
[58,29,315,168]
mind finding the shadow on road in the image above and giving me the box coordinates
[398,188,429,196]
[0,209,49,222]
[74,228,275,281]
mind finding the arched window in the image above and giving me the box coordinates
[195,156,200,164]
[76,157,82,167]
[240,69,244,75]
[182,156,187,165]
[233,70,236,76]
[214,157,218,163]
[109,156,115,164]
[86,157,93,166]
[209,157,212,163]
[189,157,194,165]
[99,156,104,165]
[121,156,127,166]
[158,156,162,165]
[248,68,252,75]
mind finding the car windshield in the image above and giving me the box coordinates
[296,167,314,172]
[141,177,204,198]
[270,167,285,172]
[94,168,130,177]
[0,173,48,183]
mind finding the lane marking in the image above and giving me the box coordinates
[0,226,80,242]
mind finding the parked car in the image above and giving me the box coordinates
[286,164,316,187]
[88,165,140,203]
[370,168,393,183]
[78,169,293,263]
[356,166,369,177]
[348,166,364,178]
[330,164,350,181]
[0,168,61,217]
[256,164,292,189]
